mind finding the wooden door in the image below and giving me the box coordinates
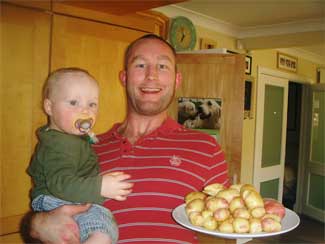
[0,2,51,238]
[51,14,148,132]
[253,74,289,201]
[171,53,245,244]
[171,53,245,183]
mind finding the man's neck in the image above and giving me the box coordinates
[118,112,168,144]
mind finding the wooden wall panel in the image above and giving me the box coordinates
[169,54,245,181]
[1,3,51,234]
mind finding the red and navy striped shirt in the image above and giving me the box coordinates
[93,117,229,244]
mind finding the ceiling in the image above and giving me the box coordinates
[158,0,325,63]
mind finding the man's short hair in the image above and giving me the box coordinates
[123,34,176,70]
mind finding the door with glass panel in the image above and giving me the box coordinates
[254,74,288,201]
[299,84,325,222]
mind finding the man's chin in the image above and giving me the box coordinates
[136,104,166,116]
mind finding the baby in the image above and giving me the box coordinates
[28,67,133,244]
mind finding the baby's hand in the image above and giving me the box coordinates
[101,172,133,201]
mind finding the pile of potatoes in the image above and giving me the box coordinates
[185,183,286,234]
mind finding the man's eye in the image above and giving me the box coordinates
[69,100,78,106]
[158,64,169,70]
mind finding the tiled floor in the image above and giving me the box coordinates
[248,215,324,244]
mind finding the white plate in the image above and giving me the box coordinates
[172,204,300,239]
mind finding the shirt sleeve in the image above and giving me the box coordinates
[204,137,230,187]
[38,136,105,204]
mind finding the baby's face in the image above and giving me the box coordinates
[44,73,99,135]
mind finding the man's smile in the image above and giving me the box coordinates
[140,87,162,93]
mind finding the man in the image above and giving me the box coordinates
[30,34,229,244]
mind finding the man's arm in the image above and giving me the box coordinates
[30,204,90,244]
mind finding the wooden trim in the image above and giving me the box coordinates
[3,0,51,10]
[138,10,170,39]
[57,0,185,16]
[3,1,170,39]
[52,2,168,35]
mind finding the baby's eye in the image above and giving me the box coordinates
[69,100,78,106]
[135,63,145,68]
[89,102,97,108]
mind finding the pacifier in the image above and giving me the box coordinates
[74,118,94,133]
[74,117,98,143]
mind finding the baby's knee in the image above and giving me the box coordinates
[84,231,112,244]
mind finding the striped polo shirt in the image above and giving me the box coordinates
[93,117,229,244]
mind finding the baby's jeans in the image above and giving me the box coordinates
[32,195,118,243]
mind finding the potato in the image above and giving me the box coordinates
[216,189,240,203]
[185,191,207,204]
[229,196,245,213]
[242,189,264,210]
[229,184,243,192]
[240,184,256,195]
[214,208,230,221]
[261,218,282,232]
[233,218,250,233]
[250,207,266,218]
[232,208,250,219]
[185,198,205,215]
[262,213,281,223]
[264,198,286,220]
[188,212,204,226]
[203,183,225,196]
[203,216,218,230]
[219,219,234,233]
[249,218,263,233]
[201,209,213,219]
[206,196,229,212]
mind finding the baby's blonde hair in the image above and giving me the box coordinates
[42,67,97,101]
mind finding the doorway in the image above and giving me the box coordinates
[256,67,324,222]
[283,82,302,210]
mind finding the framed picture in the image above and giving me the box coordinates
[178,97,222,127]
[277,52,298,73]
[200,38,218,49]
[244,80,253,119]
[226,51,252,75]
[178,97,222,141]
[245,55,252,75]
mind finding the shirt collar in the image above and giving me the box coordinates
[109,117,181,139]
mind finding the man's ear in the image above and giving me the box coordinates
[175,72,182,89]
[119,70,127,86]
[43,98,52,116]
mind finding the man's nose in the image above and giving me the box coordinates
[146,65,157,80]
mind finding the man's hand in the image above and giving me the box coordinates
[30,204,91,244]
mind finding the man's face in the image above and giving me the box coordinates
[120,38,181,116]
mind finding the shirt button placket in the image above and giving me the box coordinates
[121,139,131,154]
